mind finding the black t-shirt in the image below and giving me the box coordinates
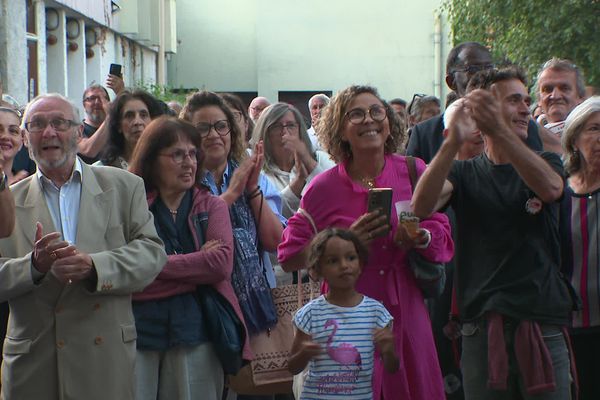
[79,122,99,164]
[448,151,573,325]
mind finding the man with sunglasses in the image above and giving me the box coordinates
[0,93,166,399]
[407,42,542,163]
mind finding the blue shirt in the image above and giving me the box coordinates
[201,162,286,287]
[36,158,83,244]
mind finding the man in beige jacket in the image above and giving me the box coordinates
[0,93,166,400]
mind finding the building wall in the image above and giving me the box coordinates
[169,0,452,104]
[0,0,158,113]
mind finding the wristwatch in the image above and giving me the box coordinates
[0,173,7,192]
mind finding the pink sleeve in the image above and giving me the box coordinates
[277,208,315,266]
[157,196,234,284]
[413,157,454,263]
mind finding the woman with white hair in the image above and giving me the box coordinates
[252,103,334,285]
[559,96,600,400]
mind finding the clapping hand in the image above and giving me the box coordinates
[32,222,71,274]
[290,151,309,197]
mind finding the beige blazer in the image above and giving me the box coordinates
[0,162,166,400]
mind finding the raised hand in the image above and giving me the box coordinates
[106,74,125,95]
[32,222,71,274]
[445,98,479,145]
[246,140,265,191]
[222,158,252,204]
[464,89,508,138]
[290,151,309,197]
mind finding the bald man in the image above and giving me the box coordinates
[248,96,271,122]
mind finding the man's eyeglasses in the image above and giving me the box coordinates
[452,63,495,75]
[83,95,107,103]
[345,105,387,125]
[195,120,231,138]
[269,123,299,135]
[159,149,198,164]
[25,117,79,134]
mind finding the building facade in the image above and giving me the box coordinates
[168,0,451,113]
[0,0,175,113]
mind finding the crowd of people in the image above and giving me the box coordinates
[0,39,598,400]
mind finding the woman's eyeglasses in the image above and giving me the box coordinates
[345,105,387,125]
[159,149,198,164]
[195,120,231,137]
[268,123,299,135]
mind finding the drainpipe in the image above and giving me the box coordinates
[157,0,165,88]
[433,12,442,101]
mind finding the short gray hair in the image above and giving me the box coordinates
[535,58,586,99]
[562,96,600,175]
[22,93,81,127]
[308,93,330,109]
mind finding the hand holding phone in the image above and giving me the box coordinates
[109,63,122,78]
[367,188,393,237]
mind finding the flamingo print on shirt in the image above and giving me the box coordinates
[325,318,362,370]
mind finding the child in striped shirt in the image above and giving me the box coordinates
[288,228,399,400]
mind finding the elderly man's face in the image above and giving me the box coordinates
[83,88,109,126]
[309,98,327,126]
[248,98,270,122]
[538,68,583,123]
[25,97,80,172]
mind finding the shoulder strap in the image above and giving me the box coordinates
[406,156,418,192]
[297,208,318,234]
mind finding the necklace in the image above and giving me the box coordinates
[168,208,178,216]
[361,177,376,189]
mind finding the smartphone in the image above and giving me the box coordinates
[367,188,393,237]
[109,63,122,78]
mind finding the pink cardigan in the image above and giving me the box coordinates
[133,186,252,360]
[278,154,454,400]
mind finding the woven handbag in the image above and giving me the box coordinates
[228,279,319,394]
[229,207,320,395]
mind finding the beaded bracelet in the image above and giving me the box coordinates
[248,187,262,199]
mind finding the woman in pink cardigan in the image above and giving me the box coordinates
[278,85,454,400]
[129,116,250,400]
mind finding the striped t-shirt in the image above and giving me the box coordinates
[560,186,600,329]
[293,295,393,400]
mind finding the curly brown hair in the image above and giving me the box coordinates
[180,91,247,164]
[316,85,405,162]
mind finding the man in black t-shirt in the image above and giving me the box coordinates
[413,66,574,400]
[78,74,124,164]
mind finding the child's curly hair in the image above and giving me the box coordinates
[307,228,369,279]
